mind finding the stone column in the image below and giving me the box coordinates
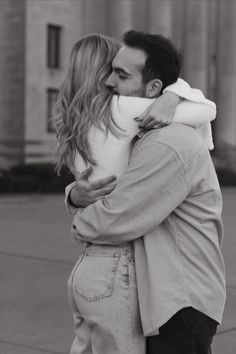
[206,0,218,142]
[82,0,108,35]
[182,0,208,93]
[215,0,236,167]
[171,0,185,53]
[0,0,25,169]
[107,0,133,39]
[207,0,217,100]
[132,0,149,32]
[148,0,172,37]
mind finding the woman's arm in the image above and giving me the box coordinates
[114,78,216,130]
[164,78,215,107]
[173,100,216,127]
[164,79,216,150]
[165,78,216,127]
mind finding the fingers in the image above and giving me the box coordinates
[76,166,93,181]
[135,115,170,130]
[140,116,160,129]
[135,112,151,127]
[135,109,160,129]
[90,175,117,190]
[93,183,117,198]
[144,121,160,130]
[142,118,157,129]
[134,116,151,128]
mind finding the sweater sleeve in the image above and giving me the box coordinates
[164,78,216,108]
[114,79,216,130]
[164,78,216,149]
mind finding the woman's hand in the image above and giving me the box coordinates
[69,167,117,208]
[135,92,182,130]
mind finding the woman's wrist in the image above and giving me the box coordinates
[162,91,183,105]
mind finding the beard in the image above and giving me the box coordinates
[109,86,146,98]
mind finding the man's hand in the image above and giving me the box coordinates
[69,167,117,208]
[135,92,182,130]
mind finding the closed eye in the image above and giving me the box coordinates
[118,74,128,80]
[113,67,130,80]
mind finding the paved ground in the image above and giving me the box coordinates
[0,189,235,354]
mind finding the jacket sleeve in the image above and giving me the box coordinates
[72,138,189,245]
[64,181,78,215]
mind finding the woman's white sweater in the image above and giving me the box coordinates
[74,79,216,181]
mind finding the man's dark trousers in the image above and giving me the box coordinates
[146,307,218,354]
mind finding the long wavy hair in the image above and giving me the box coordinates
[53,34,122,175]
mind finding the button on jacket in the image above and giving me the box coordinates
[71,123,226,336]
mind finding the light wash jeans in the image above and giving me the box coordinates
[68,243,145,354]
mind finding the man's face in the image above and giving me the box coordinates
[105,46,147,97]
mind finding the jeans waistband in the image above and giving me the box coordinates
[84,242,134,261]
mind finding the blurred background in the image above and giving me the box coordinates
[0,1,235,354]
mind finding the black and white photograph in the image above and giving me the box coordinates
[0,0,235,353]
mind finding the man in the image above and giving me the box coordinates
[66,31,225,354]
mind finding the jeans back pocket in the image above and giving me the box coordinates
[73,250,120,302]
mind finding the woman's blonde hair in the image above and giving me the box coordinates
[53,34,122,175]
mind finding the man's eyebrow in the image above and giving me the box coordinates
[113,66,131,76]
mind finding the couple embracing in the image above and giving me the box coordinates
[54,30,226,354]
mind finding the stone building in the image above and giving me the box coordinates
[0,0,235,170]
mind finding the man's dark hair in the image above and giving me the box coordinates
[123,30,182,91]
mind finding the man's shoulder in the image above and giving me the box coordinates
[141,123,207,157]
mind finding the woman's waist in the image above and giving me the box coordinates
[84,242,134,261]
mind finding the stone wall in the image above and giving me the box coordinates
[24,0,84,163]
[0,0,25,169]
[0,0,235,169]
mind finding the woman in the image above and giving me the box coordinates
[54,34,216,354]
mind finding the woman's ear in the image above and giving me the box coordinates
[145,79,163,98]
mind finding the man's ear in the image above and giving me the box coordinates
[145,79,163,98]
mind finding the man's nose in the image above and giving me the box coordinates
[105,73,115,88]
